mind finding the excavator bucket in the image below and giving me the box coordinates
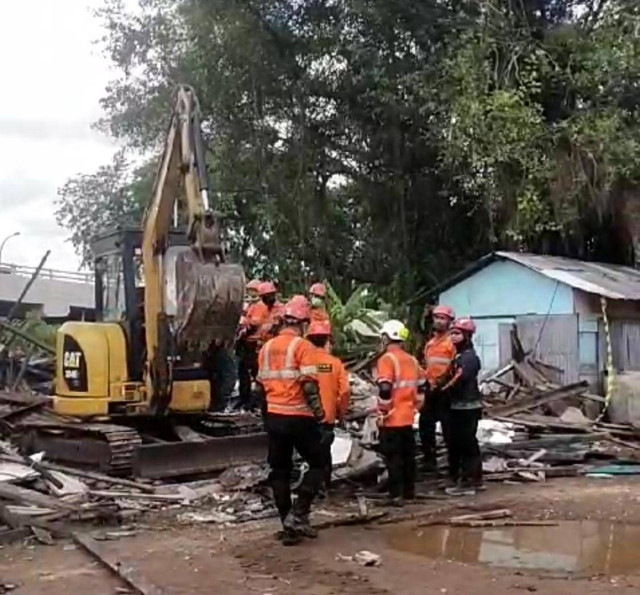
[173,248,245,351]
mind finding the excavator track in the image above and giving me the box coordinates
[17,422,142,476]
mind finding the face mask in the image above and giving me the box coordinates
[311,296,324,308]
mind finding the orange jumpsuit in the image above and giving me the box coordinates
[314,349,350,424]
[258,302,284,343]
[376,344,424,499]
[310,307,330,324]
[258,328,318,417]
[420,331,456,471]
[257,328,324,522]
[423,333,456,389]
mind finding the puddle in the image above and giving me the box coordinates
[386,521,640,575]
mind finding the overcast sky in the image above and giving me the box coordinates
[0,0,121,271]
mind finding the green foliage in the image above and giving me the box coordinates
[55,150,153,266]
[326,282,390,361]
[55,0,640,306]
[3,312,58,353]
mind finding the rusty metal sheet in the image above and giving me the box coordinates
[132,432,268,479]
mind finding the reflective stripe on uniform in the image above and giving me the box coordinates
[258,336,317,380]
[382,352,422,389]
[269,402,312,414]
[426,356,452,365]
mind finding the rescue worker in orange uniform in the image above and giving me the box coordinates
[258,281,285,342]
[376,320,426,506]
[236,279,263,411]
[308,282,330,324]
[307,320,350,491]
[419,304,456,475]
[256,296,329,545]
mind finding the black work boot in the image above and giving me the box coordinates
[289,492,318,538]
[383,495,405,508]
[297,514,318,538]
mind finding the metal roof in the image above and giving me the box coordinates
[496,252,640,301]
[425,251,640,301]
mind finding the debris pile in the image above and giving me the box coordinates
[479,355,640,483]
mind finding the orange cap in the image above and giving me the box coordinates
[452,317,476,334]
[284,295,311,321]
[433,305,455,319]
[307,320,332,336]
[258,281,277,296]
[309,282,327,298]
[247,279,262,291]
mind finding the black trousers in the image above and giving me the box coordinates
[379,426,416,499]
[236,341,259,409]
[320,425,335,489]
[266,414,324,522]
[418,391,451,471]
[449,408,483,486]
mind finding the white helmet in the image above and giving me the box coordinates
[380,319,409,342]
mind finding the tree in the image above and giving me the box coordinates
[55,0,640,301]
[55,151,153,266]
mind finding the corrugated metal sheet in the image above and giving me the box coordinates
[514,314,579,383]
[599,319,640,372]
[497,252,640,301]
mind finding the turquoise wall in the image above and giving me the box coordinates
[439,260,575,371]
[440,260,574,318]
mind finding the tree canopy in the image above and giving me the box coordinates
[56,0,640,302]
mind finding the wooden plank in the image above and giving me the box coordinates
[0,455,156,494]
[73,532,165,595]
[488,381,588,417]
[450,520,558,528]
[0,482,74,510]
[489,414,594,433]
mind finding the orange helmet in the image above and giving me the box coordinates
[284,295,311,321]
[309,282,327,298]
[258,281,277,296]
[452,317,476,334]
[432,305,455,319]
[247,279,262,291]
[307,320,332,337]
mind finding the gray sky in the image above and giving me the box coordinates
[0,0,120,270]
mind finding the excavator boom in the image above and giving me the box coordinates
[142,86,245,412]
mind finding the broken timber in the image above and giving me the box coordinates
[488,381,588,417]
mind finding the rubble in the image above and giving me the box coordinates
[480,351,640,484]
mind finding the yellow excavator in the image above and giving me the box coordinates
[18,86,262,477]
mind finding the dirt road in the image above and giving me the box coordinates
[2,477,640,594]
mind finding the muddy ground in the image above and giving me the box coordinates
[2,477,640,594]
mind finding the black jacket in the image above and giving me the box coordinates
[448,345,482,410]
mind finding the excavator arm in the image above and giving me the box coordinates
[142,86,244,413]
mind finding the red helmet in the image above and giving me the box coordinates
[309,282,327,298]
[246,279,262,291]
[284,295,311,321]
[307,320,332,337]
[433,305,455,319]
[258,281,277,296]
[452,317,476,334]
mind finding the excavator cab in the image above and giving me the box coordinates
[92,227,190,382]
